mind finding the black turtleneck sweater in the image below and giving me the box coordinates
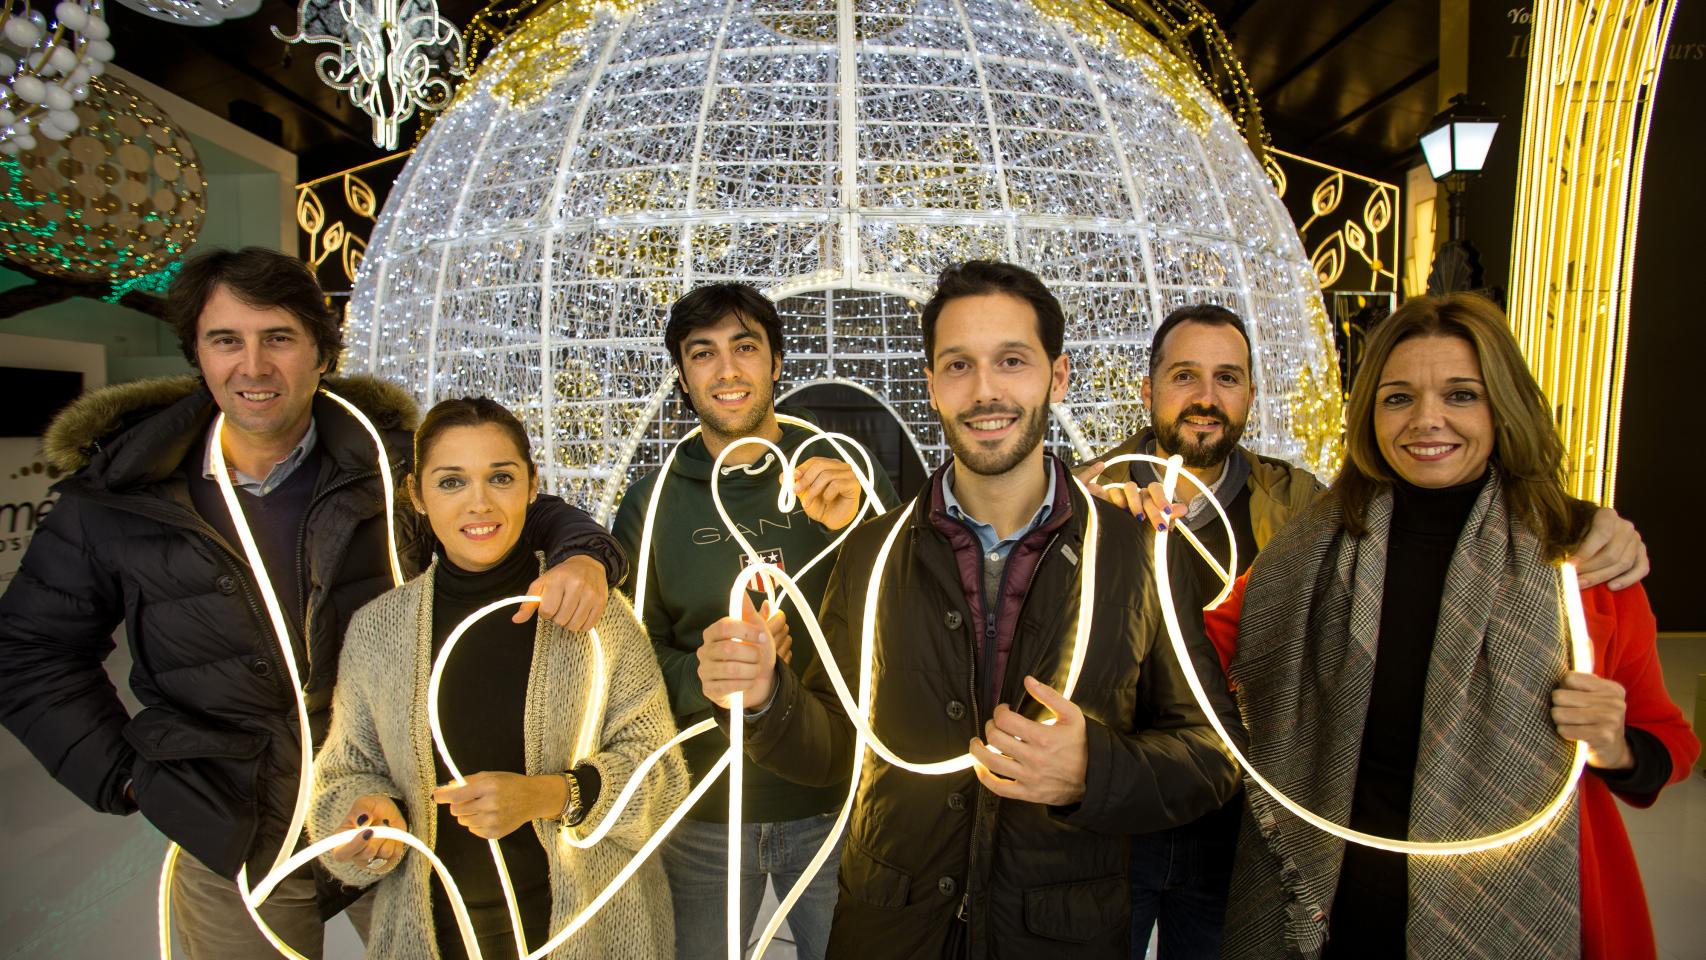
[428,545,553,960]
[1324,473,1486,959]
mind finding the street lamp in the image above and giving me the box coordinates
[1421,93,1502,294]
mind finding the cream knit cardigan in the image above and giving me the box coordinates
[311,556,689,959]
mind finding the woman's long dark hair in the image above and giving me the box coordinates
[1333,293,1594,559]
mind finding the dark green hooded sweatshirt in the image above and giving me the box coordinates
[612,415,899,822]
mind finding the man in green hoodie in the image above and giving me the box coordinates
[612,282,898,960]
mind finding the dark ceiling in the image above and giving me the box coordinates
[111,0,1441,184]
[1203,0,1440,174]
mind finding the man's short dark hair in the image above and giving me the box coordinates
[1148,303,1255,387]
[919,260,1065,364]
[663,282,784,399]
[167,247,344,373]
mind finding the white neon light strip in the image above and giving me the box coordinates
[633,412,873,618]
[319,389,405,587]
[157,389,405,958]
[1089,452,1238,609]
[429,595,597,958]
[703,426,884,960]
[1137,452,1592,856]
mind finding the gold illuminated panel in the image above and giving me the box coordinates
[1507,0,1679,504]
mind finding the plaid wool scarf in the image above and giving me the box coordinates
[1220,473,1580,960]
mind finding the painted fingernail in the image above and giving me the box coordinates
[356,814,369,825]
[1157,522,1168,532]
[382,818,391,825]
[361,829,373,840]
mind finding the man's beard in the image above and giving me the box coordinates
[695,378,774,442]
[1154,402,1245,469]
[942,401,1050,477]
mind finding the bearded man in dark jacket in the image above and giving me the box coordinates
[697,260,1243,960]
[0,248,626,958]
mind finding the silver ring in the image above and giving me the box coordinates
[365,856,388,870]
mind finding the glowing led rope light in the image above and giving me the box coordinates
[239,826,483,959]
[158,389,403,959]
[632,412,873,618]
[208,415,317,887]
[703,428,882,960]
[425,594,723,958]
[1139,453,1593,855]
[708,430,884,613]
[1088,453,1239,609]
[320,388,405,587]
[429,594,594,959]
[217,535,727,960]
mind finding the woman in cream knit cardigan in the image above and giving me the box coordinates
[311,397,689,959]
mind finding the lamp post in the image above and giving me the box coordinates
[1420,93,1502,295]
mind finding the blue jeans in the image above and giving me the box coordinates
[1128,798,1240,960]
[660,813,842,960]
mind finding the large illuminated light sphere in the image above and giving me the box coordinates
[347,0,1340,517]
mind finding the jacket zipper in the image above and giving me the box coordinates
[1006,531,1065,708]
[946,519,1063,946]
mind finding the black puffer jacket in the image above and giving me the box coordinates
[742,462,1243,959]
[0,375,625,880]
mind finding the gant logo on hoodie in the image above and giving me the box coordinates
[738,547,787,592]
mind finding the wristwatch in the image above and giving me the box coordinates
[557,771,584,825]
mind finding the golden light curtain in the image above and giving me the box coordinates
[1508,0,1679,504]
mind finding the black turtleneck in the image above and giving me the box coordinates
[428,544,552,960]
[1325,472,1487,959]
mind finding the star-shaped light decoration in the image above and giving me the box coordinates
[274,0,466,150]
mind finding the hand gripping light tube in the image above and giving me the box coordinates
[705,429,884,960]
[428,595,722,958]
[1139,452,1593,856]
[714,472,1104,958]
[1085,453,1238,608]
[234,588,726,959]
[632,413,880,619]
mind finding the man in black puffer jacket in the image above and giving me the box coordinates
[0,248,626,958]
[697,261,1243,959]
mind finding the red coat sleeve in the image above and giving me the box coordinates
[1201,572,1247,679]
[1583,582,1699,805]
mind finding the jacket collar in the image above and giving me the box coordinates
[47,374,416,495]
[916,454,1078,544]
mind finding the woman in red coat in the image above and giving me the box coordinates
[1156,293,1696,960]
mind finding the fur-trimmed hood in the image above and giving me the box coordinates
[43,374,419,474]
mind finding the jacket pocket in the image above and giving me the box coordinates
[1022,873,1128,943]
[840,836,912,909]
[124,707,268,879]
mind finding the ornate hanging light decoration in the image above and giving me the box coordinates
[346,0,1344,516]
[0,0,114,154]
[113,0,261,27]
[0,71,205,293]
[274,0,467,150]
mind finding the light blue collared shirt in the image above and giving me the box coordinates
[202,417,319,496]
[942,460,1058,564]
